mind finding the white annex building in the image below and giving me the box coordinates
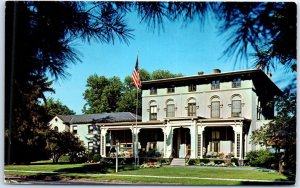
[49,68,281,162]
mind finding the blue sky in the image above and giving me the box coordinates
[45,11,295,114]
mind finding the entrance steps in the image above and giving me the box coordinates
[170,158,186,166]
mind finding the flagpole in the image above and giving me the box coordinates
[135,51,139,167]
[131,52,140,168]
[135,86,138,167]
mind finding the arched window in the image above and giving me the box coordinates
[211,96,220,118]
[166,99,175,117]
[149,101,158,120]
[187,97,197,116]
[54,126,58,132]
[231,94,242,117]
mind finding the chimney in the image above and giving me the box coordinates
[213,69,221,74]
[198,71,204,75]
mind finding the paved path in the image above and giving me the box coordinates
[4,169,294,184]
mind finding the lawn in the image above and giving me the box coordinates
[4,163,292,185]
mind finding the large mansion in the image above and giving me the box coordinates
[49,68,281,161]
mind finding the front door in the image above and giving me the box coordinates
[172,128,190,158]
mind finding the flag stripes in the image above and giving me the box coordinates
[131,56,141,89]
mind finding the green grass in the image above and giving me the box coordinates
[4,163,290,185]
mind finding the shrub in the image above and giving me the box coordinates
[246,149,276,168]
[231,158,239,166]
[214,160,224,165]
[200,159,210,164]
[218,152,224,159]
[58,155,70,163]
[188,159,196,165]
[160,158,171,165]
[93,154,101,163]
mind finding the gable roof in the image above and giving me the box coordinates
[56,112,141,124]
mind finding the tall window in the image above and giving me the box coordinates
[150,87,157,95]
[88,125,94,134]
[211,80,220,90]
[232,100,242,117]
[167,86,175,93]
[150,105,157,120]
[166,104,175,117]
[54,126,59,132]
[188,103,197,116]
[211,101,220,118]
[188,84,196,92]
[232,78,241,88]
[73,125,77,134]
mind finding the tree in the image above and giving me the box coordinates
[5,1,132,164]
[128,2,296,72]
[213,2,296,72]
[250,91,296,178]
[116,69,183,114]
[45,130,85,164]
[151,70,183,80]
[82,75,122,114]
[44,98,76,118]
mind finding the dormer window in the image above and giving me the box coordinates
[232,78,241,88]
[167,86,175,93]
[211,80,220,90]
[188,84,196,92]
[150,87,157,95]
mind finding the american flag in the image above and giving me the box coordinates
[131,56,141,89]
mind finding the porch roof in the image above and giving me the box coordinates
[98,120,164,127]
[56,112,142,124]
[197,117,251,123]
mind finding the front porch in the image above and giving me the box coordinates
[98,117,250,161]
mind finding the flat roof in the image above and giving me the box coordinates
[141,69,282,95]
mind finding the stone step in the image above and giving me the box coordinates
[170,158,186,166]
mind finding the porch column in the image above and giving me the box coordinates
[244,134,247,157]
[131,127,141,159]
[100,128,108,157]
[197,126,205,159]
[163,126,173,158]
[233,124,243,160]
[189,121,197,159]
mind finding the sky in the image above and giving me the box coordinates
[45,10,296,115]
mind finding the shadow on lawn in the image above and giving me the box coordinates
[240,180,295,186]
[55,163,137,174]
[24,163,138,182]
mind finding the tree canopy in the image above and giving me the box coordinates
[83,69,183,114]
[250,91,296,177]
[82,75,123,114]
[43,98,76,117]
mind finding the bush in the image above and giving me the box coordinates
[93,154,101,163]
[231,158,239,166]
[200,159,210,164]
[246,149,276,168]
[58,155,70,163]
[214,160,224,165]
[188,159,196,165]
[160,158,171,165]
